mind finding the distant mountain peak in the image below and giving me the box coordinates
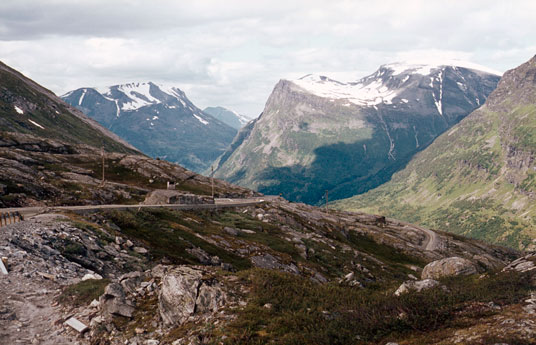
[381,60,502,76]
[61,83,237,172]
[291,61,500,108]
[214,61,500,205]
[203,106,252,130]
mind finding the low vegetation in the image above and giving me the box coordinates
[57,279,110,307]
[219,269,533,345]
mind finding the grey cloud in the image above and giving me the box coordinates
[1,0,536,116]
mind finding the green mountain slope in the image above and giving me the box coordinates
[335,55,536,250]
[0,61,137,154]
[213,64,499,205]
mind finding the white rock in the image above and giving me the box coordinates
[134,247,148,254]
[394,279,440,296]
[82,273,103,281]
[64,317,89,333]
[89,299,100,308]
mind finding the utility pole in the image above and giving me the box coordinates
[325,189,329,211]
[211,166,214,198]
[100,146,105,186]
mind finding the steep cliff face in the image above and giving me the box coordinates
[336,55,536,249]
[62,83,237,173]
[214,63,500,204]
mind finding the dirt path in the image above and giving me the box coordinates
[0,215,87,345]
[0,275,76,345]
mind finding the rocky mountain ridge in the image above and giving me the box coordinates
[213,61,500,204]
[62,82,237,173]
[336,54,536,249]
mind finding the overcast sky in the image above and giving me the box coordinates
[1,0,535,117]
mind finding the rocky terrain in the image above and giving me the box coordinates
[0,131,253,208]
[2,198,535,344]
[213,62,500,204]
[336,55,536,250]
[62,83,237,173]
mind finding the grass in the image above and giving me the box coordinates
[103,208,252,270]
[57,279,110,307]
[218,269,533,345]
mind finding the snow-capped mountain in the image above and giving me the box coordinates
[62,82,237,173]
[203,106,252,129]
[337,55,536,250]
[213,61,501,204]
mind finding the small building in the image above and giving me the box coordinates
[167,181,176,190]
[143,190,214,205]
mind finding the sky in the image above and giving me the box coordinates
[1,0,535,118]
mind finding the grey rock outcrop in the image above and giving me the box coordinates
[421,257,478,280]
[158,266,226,326]
[99,282,135,318]
[394,279,440,296]
[503,253,536,273]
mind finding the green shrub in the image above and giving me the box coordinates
[57,279,110,307]
[221,269,533,345]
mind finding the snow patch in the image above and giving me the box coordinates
[118,83,160,111]
[93,82,188,112]
[432,71,444,115]
[293,74,398,107]
[382,59,501,76]
[152,116,159,120]
[28,119,45,129]
[78,89,87,106]
[158,85,183,99]
[114,100,120,117]
[14,106,24,114]
[193,114,209,125]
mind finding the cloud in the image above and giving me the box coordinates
[0,0,535,116]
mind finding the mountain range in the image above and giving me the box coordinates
[62,83,237,173]
[213,61,500,204]
[336,55,536,250]
[203,106,252,129]
[1,58,536,345]
[0,62,251,207]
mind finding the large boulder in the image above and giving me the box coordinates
[158,266,226,326]
[421,257,478,280]
[99,283,135,318]
[394,279,440,296]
